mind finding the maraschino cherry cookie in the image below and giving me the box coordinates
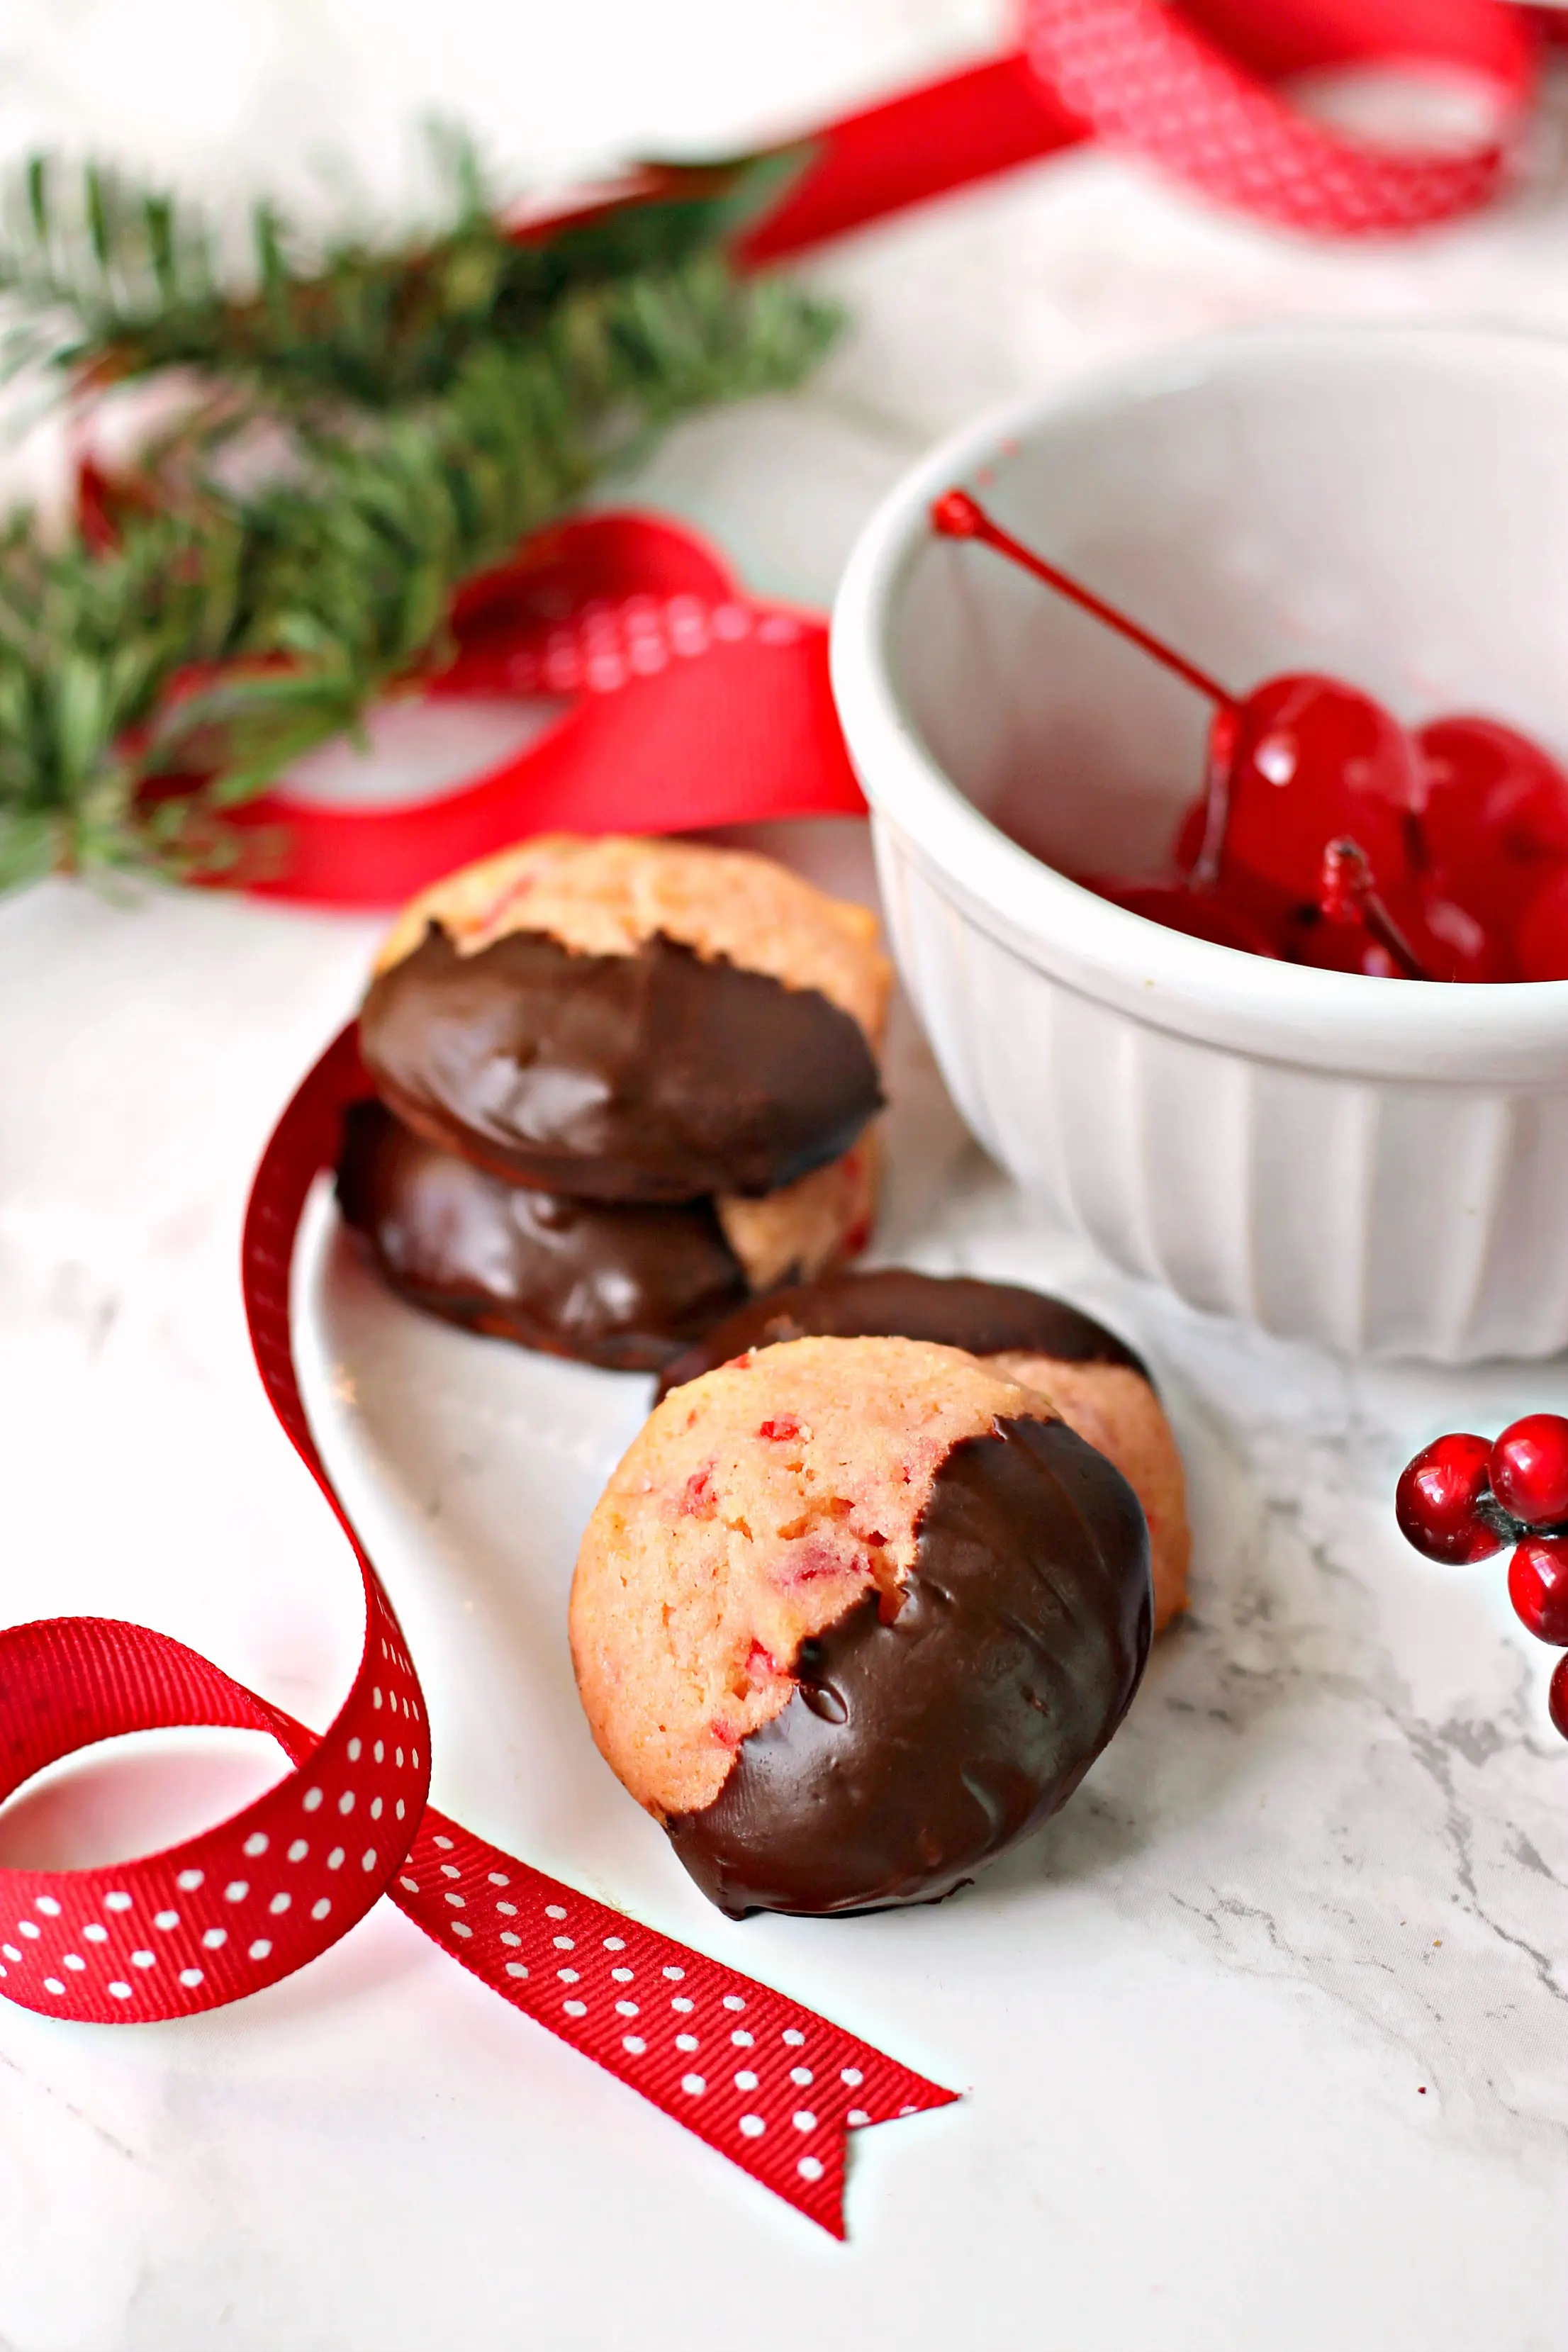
[358,834,890,1202]
[569,1335,1151,1917]
[337,1100,877,1373]
[656,1269,1189,1634]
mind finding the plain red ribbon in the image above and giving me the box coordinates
[0,1026,955,2236]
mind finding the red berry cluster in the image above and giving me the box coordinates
[1396,1415,1568,1737]
[932,490,1568,982]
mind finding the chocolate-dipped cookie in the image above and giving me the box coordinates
[569,1335,1151,1917]
[336,1102,876,1372]
[358,835,890,1202]
[337,1099,748,1370]
[654,1267,1148,1391]
[657,1269,1190,1633]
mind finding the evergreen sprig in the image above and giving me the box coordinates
[0,140,839,888]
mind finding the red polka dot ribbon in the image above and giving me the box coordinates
[224,510,866,909]
[744,0,1540,262]
[1019,0,1533,235]
[0,1024,956,2239]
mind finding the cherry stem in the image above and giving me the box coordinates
[1320,837,1434,982]
[931,488,1238,713]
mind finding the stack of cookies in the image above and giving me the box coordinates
[338,834,891,1370]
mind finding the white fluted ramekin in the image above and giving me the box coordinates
[831,325,1568,1362]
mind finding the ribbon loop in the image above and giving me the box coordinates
[1022,0,1534,234]
[744,0,1538,266]
[0,1618,287,1803]
[230,515,866,909]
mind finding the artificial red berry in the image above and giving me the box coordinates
[1489,1413,1568,1529]
[1550,1652,1568,1740]
[1394,1432,1507,1563]
[1507,1535,1568,1644]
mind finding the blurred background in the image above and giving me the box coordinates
[0,0,1004,213]
[8,0,1568,605]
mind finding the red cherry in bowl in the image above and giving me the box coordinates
[1287,914,1407,979]
[1400,884,1510,984]
[931,491,1421,914]
[928,490,1553,975]
[1512,864,1568,982]
[1419,715,1568,949]
[1419,715,1568,868]
[1507,1535,1568,1645]
[1191,674,1422,914]
[1489,1413,1568,1528]
[1282,875,1503,982]
[1394,1431,1507,1564]
[1075,878,1280,956]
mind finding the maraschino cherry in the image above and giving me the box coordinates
[1287,847,1500,984]
[1075,878,1279,957]
[1185,673,1420,917]
[1513,866,1568,982]
[1418,717,1568,919]
[1396,1413,1568,1742]
[931,487,1424,934]
[1416,717,1568,976]
[929,488,1568,983]
[1314,839,1428,981]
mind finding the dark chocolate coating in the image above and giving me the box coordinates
[358,925,883,1204]
[655,1267,1148,1400]
[336,1099,749,1372]
[666,1415,1152,1917]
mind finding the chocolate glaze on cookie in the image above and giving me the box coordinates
[656,1267,1149,1400]
[666,1415,1152,1916]
[337,1099,749,1371]
[359,926,883,1203]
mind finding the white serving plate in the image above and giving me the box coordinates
[285,826,1568,2351]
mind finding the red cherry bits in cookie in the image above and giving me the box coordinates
[656,1267,1189,1635]
[569,1335,1151,1916]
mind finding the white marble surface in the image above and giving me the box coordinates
[4,6,1568,2346]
